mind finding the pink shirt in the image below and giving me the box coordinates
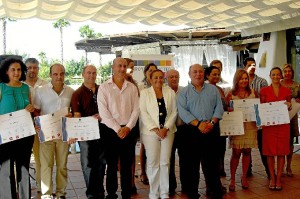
[97,77,140,133]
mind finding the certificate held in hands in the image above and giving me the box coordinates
[34,107,68,142]
[220,111,244,136]
[254,101,290,127]
[0,109,35,145]
[62,116,100,141]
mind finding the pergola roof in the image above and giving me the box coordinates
[75,28,241,54]
[1,0,300,36]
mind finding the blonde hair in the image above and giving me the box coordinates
[231,69,251,96]
[282,64,294,79]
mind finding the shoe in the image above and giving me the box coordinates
[169,189,176,196]
[241,178,249,189]
[131,186,137,195]
[275,185,282,191]
[269,181,276,190]
[105,194,118,199]
[220,171,226,177]
[221,186,227,194]
[229,184,235,192]
[140,174,149,185]
[246,171,253,178]
[286,170,294,177]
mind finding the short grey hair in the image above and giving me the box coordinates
[25,58,39,66]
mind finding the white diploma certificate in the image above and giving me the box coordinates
[35,107,68,142]
[230,98,260,122]
[289,98,300,119]
[254,101,290,127]
[0,109,35,145]
[62,116,100,141]
[220,111,244,136]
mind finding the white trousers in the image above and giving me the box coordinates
[143,133,174,199]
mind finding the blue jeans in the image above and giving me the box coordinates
[79,139,106,199]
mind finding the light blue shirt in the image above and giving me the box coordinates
[177,83,224,124]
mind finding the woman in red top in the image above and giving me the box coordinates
[260,67,292,191]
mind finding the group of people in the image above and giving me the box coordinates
[0,55,298,199]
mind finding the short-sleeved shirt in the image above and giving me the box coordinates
[0,83,30,115]
[250,74,268,97]
[24,78,48,105]
[34,82,74,115]
[71,83,99,117]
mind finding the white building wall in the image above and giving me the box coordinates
[255,31,287,84]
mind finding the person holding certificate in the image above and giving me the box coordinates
[260,67,292,191]
[34,63,74,199]
[70,65,106,199]
[139,69,177,199]
[225,69,258,191]
[281,64,300,177]
[0,57,35,199]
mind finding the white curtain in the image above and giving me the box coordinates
[171,46,204,86]
[203,44,237,85]
[172,44,236,86]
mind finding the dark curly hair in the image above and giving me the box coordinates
[0,57,27,83]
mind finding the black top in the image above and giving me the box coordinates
[157,97,167,128]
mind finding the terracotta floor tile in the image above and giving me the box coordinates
[29,140,300,199]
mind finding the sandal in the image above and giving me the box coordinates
[241,177,249,189]
[275,184,282,191]
[229,181,235,192]
[269,181,276,190]
[286,170,294,177]
[140,174,149,185]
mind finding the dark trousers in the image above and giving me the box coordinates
[248,129,269,177]
[0,135,34,199]
[178,124,222,199]
[202,125,226,194]
[79,134,106,199]
[169,130,178,193]
[102,125,135,199]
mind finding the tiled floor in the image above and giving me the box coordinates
[30,142,300,199]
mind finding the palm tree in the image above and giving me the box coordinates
[1,18,16,54]
[79,24,102,64]
[53,19,70,63]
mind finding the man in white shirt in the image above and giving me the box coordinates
[166,69,182,195]
[24,58,47,193]
[97,57,139,199]
[34,63,74,199]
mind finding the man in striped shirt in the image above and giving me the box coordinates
[243,57,269,179]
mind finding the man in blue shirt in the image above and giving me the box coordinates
[177,64,224,199]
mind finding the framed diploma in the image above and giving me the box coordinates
[62,116,100,141]
[220,111,244,136]
[230,98,260,122]
[0,109,35,145]
[35,107,68,142]
[254,101,290,127]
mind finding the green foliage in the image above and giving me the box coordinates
[64,57,86,85]
[98,62,112,83]
[53,19,70,29]
[79,24,102,39]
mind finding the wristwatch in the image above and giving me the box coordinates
[210,120,215,125]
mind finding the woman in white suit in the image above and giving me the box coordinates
[139,69,177,199]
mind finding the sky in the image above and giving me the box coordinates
[1,18,188,65]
